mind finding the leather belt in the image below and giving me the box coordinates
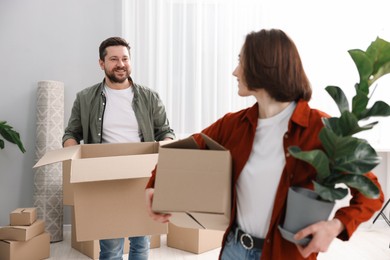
[235,226,265,250]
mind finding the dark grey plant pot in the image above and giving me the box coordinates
[278,187,335,246]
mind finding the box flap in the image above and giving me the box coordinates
[70,154,158,183]
[33,145,81,168]
[78,142,159,158]
[200,133,226,151]
[168,212,229,231]
[160,136,199,149]
[161,134,226,151]
[190,212,230,231]
[169,212,204,229]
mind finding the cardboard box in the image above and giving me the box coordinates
[34,142,167,241]
[10,208,37,226]
[0,232,50,260]
[152,134,232,231]
[167,223,224,254]
[70,206,161,259]
[0,219,45,241]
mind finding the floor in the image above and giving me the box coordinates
[49,221,390,260]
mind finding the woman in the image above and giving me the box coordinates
[145,29,384,260]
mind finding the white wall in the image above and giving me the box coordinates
[0,0,122,226]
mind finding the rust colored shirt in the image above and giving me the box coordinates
[146,100,384,260]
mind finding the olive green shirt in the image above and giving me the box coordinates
[62,78,175,145]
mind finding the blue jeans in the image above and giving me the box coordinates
[221,230,262,260]
[99,236,150,260]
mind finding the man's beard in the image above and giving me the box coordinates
[105,67,130,83]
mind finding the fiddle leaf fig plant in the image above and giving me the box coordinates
[288,37,390,202]
[0,121,26,153]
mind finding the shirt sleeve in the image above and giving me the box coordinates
[62,94,83,146]
[334,171,384,240]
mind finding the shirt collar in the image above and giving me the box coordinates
[242,99,311,128]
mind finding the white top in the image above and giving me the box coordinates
[236,102,296,238]
[102,85,141,143]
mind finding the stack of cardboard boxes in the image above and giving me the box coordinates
[0,208,50,260]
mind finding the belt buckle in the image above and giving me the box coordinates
[240,233,254,250]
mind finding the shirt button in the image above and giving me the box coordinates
[286,152,290,157]
[98,133,101,136]
[103,103,105,105]
[267,239,270,243]
[284,134,288,139]
[290,174,293,179]
[99,118,101,121]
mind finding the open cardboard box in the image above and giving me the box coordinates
[152,134,232,231]
[34,142,167,241]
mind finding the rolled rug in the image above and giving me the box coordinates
[33,80,64,242]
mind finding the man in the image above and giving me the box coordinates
[63,37,175,260]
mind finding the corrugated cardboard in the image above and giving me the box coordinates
[0,219,45,241]
[167,223,224,254]
[152,134,232,231]
[34,142,167,241]
[70,206,161,259]
[10,208,37,226]
[0,232,50,260]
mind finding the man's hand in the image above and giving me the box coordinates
[145,188,171,223]
[63,138,78,147]
[294,218,344,258]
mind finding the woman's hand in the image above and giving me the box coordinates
[294,218,344,258]
[145,188,172,223]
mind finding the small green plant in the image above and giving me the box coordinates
[0,121,26,153]
[288,37,390,202]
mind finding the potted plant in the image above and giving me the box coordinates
[0,121,26,153]
[278,37,390,245]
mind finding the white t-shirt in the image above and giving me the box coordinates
[102,85,141,143]
[236,102,296,238]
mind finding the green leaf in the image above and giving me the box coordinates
[338,111,374,136]
[319,128,380,174]
[288,146,330,181]
[360,100,390,119]
[352,90,369,117]
[313,181,348,202]
[365,37,390,85]
[327,174,380,199]
[322,117,342,136]
[0,121,26,153]
[319,127,361,158]
[325,86,349,114]
[348,49,372,93]
[333,140,380,174]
